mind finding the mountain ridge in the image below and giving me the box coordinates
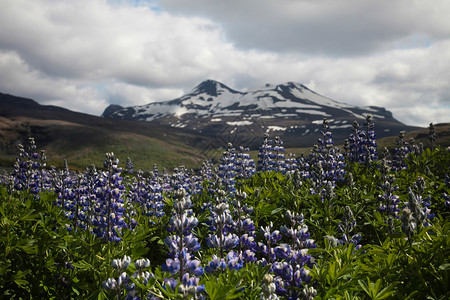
[2,91,448,171]
[103,80,396,120]
[102,79,417,147]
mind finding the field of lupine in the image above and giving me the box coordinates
[1,117,449,300]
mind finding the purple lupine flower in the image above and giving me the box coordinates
[302,285,318,300]
[179,273,205,296]
[185,259,204,276]
[103,277,117,291]
[270,247,315,299]
[217,143,239,193]
[262,212,317,299]
[444,193,450,208]
[236,146,256,179]
[204,255,227,273]
[226,250,244,270]
[163,277,178,291]
[206,197,241,259]
[259,222,282,264]
[162,258,181,274]
[103,255,138,298]
[162,188,204,298]
[328,206,363,249]
[112,255,131,273]
[407,185,434,228]
[313,119,346,184]
[377,172,401,219]
[135,258,151,272]
[230,190,257,257]
[392,131,410,171]
[258,133,275,172]
[401,208,415,238]
[261,273,279,300]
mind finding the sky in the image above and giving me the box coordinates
[1,0,450,127]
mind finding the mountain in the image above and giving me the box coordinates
[102,79,421,147]
[0,92,214,170]
[1,91,447,171]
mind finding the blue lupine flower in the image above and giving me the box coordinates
[204,255,227,273]
[162,188,204,298]
[103,277,117,291]
[135,258,150,272]
[443,192,450,208]
[164,277,178,291]
[162,258,181,274]
[392,131,410,171]
[401,208,415,238]
[302,285,318,300]
[236,146,256,178]
[407,186,434,228]
[346,116,378,165]
[261,274,279,300]
[226,251,244,270]
[259,222,282,264]
[377,173,401,219]
[258,134,275,172]
[112,255,131,273]
[185,259,204,276]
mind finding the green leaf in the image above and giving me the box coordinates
[72,287,80,296]
[358,277,395,300]
[438,263,450,271]
[19,211,38,222]
[72,260,94,271]
[14,279,29,287]
[375,284,396,300]
[358,278,371,297]
[271,207,283,215]
[97,290,109,300]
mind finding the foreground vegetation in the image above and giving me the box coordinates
[1,118,449,299]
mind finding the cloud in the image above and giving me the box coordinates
[0,0,449,127]
[301,41,450,126]
[0,0,241,112]
[0,0,227,85]
[104,82,184,106]
[0,50,108,113]
[157,0,450,56]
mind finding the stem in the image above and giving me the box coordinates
[179,216,185,284]
[237,209,242,255]
[5,223,10,257]
[116,286,121,300]
[61,178,65,212]
[107,163,112,242]
[74,177,80,231]
[218,218,224,259]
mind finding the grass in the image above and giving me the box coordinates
[42,131,208,171]
[0,118,209,171]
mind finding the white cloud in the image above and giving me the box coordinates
[157,0,450,55]
[0,50,107,113]
[105,82,184,106]
[0,0,449,127]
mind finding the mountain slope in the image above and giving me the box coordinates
[103,80,420,147]
[0,92,213,170]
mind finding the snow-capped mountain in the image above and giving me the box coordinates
[102,80,417,147]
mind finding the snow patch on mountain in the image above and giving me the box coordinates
[267,126,287,132]
[227,121,253,126]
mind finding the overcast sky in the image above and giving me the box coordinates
[1,0,449,127]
